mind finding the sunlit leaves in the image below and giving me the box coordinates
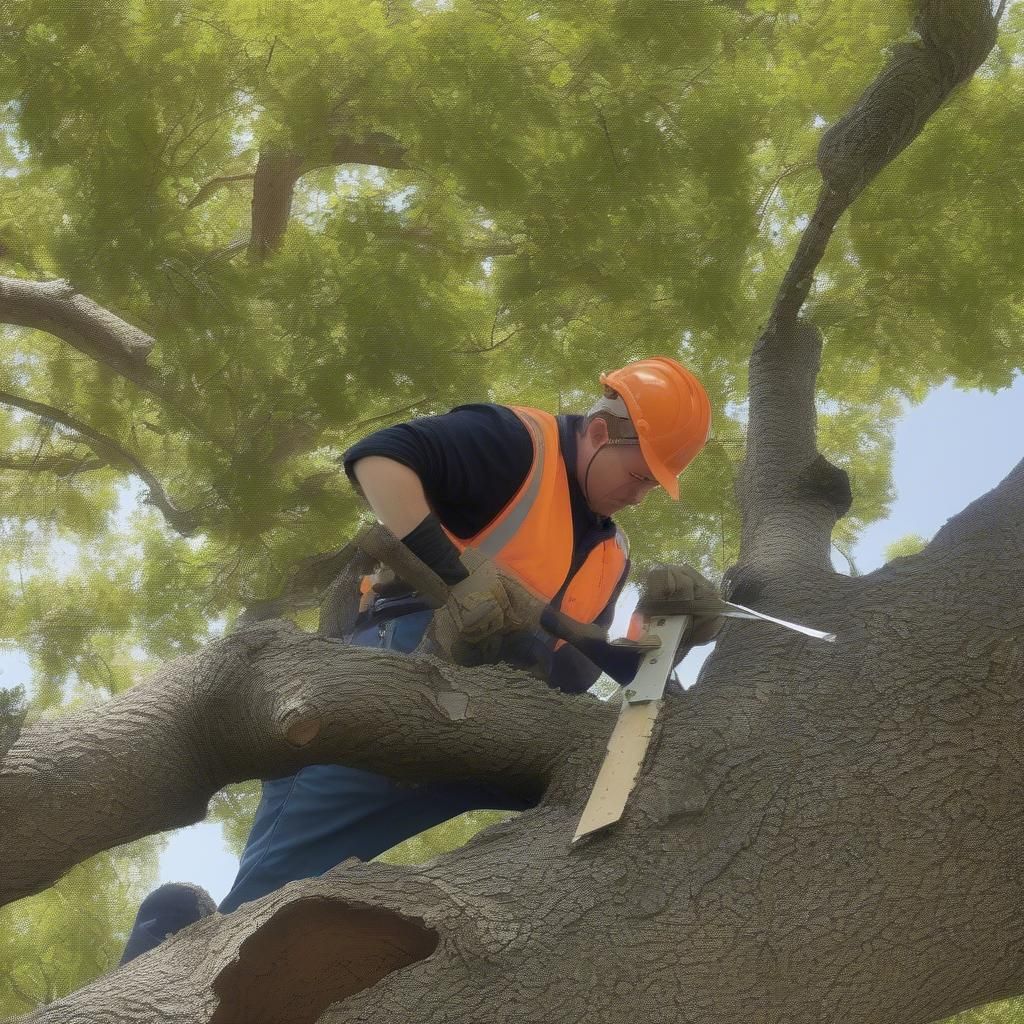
[0,838,164,1017]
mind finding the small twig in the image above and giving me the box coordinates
[185,173,255,210]
[596,107,621,171]
[0,389,200,536]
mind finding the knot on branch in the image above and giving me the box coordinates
[797,454,853,517]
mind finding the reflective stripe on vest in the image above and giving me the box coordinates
[444,406,627,636]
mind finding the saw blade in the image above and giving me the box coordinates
[571,700,662,843]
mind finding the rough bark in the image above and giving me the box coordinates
[0,275,156,379]
[0,625,584,906]
[3,455,1022,1024]
[3,5,1018,1023]
[731,0,998,594]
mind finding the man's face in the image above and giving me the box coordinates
[582,437,660,517]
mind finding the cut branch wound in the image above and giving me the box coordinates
[210,900,438,1024]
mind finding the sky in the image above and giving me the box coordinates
[147,371,1024,904]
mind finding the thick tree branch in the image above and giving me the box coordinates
[0,620,607,906]
[248,149,306,260]
[323,131,409,173]
[0,275,156,381]
[0,275,230,449]
[0,390,200,536]
[249,132,410,258]
[0,452,107,476]
[5,458,1023,1022]
[734,1,999,581]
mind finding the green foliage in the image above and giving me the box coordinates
[0,837,163,1017]
[206,781,262,860]
[374,809,518,867]
[0,0,1021,1009]
[938,998,1024,1024]
[884,532,929,562]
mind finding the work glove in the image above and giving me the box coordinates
[636,563,726,666]
[428,548,536,667]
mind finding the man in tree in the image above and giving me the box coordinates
[119,355,725,962]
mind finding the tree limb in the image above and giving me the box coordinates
[0,619,607,906]
[11,444,1024,1020]
[0,275,229,448]
[0,276,156,380]
[0,452,107,476]
[0,390,200,536]
[249,132,409,258]
[733,0,999,583]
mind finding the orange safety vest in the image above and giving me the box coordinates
[360,405,630,647]
[361,405,629,651]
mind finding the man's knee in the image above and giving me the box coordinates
[119,882,216,965]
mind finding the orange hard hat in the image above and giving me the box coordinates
[597,357,711,499]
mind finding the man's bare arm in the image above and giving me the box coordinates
[351,456,433,538]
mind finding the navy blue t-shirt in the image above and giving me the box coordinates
[342,404,630,693]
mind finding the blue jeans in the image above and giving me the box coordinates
[218,610,535,914]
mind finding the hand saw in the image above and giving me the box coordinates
[571,612,689,844]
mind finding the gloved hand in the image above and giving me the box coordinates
[636,563,726,666]
[428,551,518,665]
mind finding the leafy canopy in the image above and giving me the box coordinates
[1,1,1022,1014]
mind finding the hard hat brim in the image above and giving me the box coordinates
[638,436,681,500]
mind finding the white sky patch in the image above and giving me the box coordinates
[297,187,331,226]
[386,186,416,213]
[46,537,81,580]
[0,647,32,699]
[113,478,148,531]
[723,400,749,425]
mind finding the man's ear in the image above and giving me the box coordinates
[588,415,610,446]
